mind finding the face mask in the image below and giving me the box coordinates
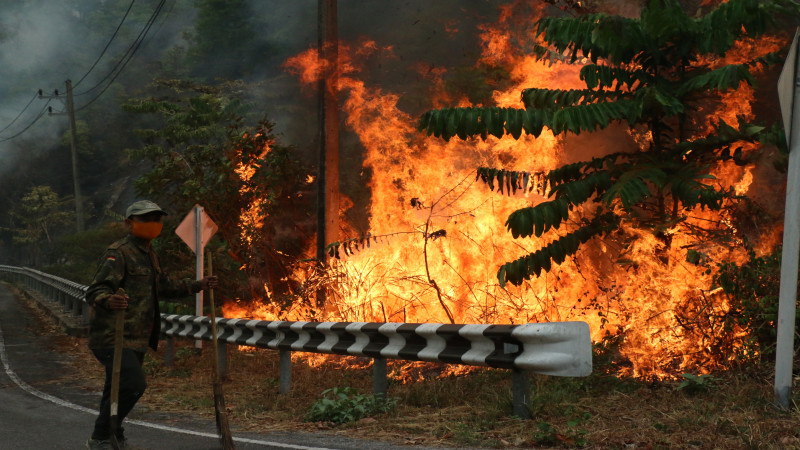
[131,221,163,240]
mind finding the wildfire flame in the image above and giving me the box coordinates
[224,1,786,379]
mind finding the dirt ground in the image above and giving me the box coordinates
[16,287,800,449]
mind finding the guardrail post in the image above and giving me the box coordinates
[279,349,291,394]
[373,357,387,398]
[82,302,91,325]
[164,336,175,367]
[72,295,81,316]
[218,341,228,380]
[511,368,532,419]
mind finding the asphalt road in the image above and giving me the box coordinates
[0,283,459,450]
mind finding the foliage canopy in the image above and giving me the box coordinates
[123,80,312,304]
[418,0,799,286]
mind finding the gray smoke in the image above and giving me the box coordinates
[0,0,500,174]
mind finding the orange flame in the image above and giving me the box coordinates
[226,2,787,378]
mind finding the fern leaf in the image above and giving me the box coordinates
[580,65,648,90]
[498,213,620,286]
[678,64,755,96]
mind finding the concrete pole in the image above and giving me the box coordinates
[511,368,532,419]
[373,357,387,398]
[279,349,291,394]
[65,80,85,232]
[775,32,800,410]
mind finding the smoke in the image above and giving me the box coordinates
[238,0,501,152]
[0,0,501,163]
[0,1,70,162]
[0,0,504,225]
[0,0,196,157]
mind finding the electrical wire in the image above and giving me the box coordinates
[0,99,52,143]
[73,0,137,89]
[75,0,167,109]
[0,92,39,135]
[0,0,167,141]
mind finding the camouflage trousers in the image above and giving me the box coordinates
[90,348,146,441]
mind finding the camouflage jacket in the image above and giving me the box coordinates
[86,235,201,352]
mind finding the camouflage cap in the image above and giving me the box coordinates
[125,200,167,218]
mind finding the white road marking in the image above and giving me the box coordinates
[0,321,334,450]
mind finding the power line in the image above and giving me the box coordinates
[0,92,39,135]
[75,0,167,109]
[0,99,52,143]
[0,0,168,141]
[73,0,137,89]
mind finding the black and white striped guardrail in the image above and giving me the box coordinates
[1,265,593,418]
[161,315,592,377]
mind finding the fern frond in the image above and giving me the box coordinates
[418,107,551,141]
[550,99,642,134]
[579,65,650,90]
[678,64,755,95]
[602,165,668,210]
[695,0,773,54]
[536,14,647,65]
[498,213,619,286]
[670,176,727,211]
[521,87,628,110]
[326,234,382,259]
[476,168,549,196]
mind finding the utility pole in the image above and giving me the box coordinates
[39,80,85,232]
[316,0,339,307]
[65,80,85,232]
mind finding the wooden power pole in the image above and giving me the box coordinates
[316,0,339,306]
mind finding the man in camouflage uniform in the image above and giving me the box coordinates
[85,200,218,450]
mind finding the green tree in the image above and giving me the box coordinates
[418,0,798,286]
[7,186,73,265]
[187,0,273,79]
[123,80,312,307]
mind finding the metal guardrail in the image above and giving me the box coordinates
[0,264,593,418]
[162,315,591,375]
[0,265,91,326]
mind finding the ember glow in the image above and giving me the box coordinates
[224,2,787,378]
[234,135,271,247]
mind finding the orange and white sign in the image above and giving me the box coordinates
[175,205,218,253]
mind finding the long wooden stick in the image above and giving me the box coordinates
[208,253,235,449]
[109,288,125,450]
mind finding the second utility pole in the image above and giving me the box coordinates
[65,80,85,232]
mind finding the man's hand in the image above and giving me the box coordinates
[199,276,219,291]
[107,292,129,310]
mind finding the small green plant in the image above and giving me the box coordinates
[159,300,194,315]
[676,373,718,395]
[711,247,800,362]
[305,387,397,424]
[175,346,199,359]
[531,413,590,447]
[532,421,558,446]
[452,423,482,445]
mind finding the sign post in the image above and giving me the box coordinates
[775,28,800,410]
[176,205,218,349]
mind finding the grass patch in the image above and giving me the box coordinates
[46,333,800,449]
